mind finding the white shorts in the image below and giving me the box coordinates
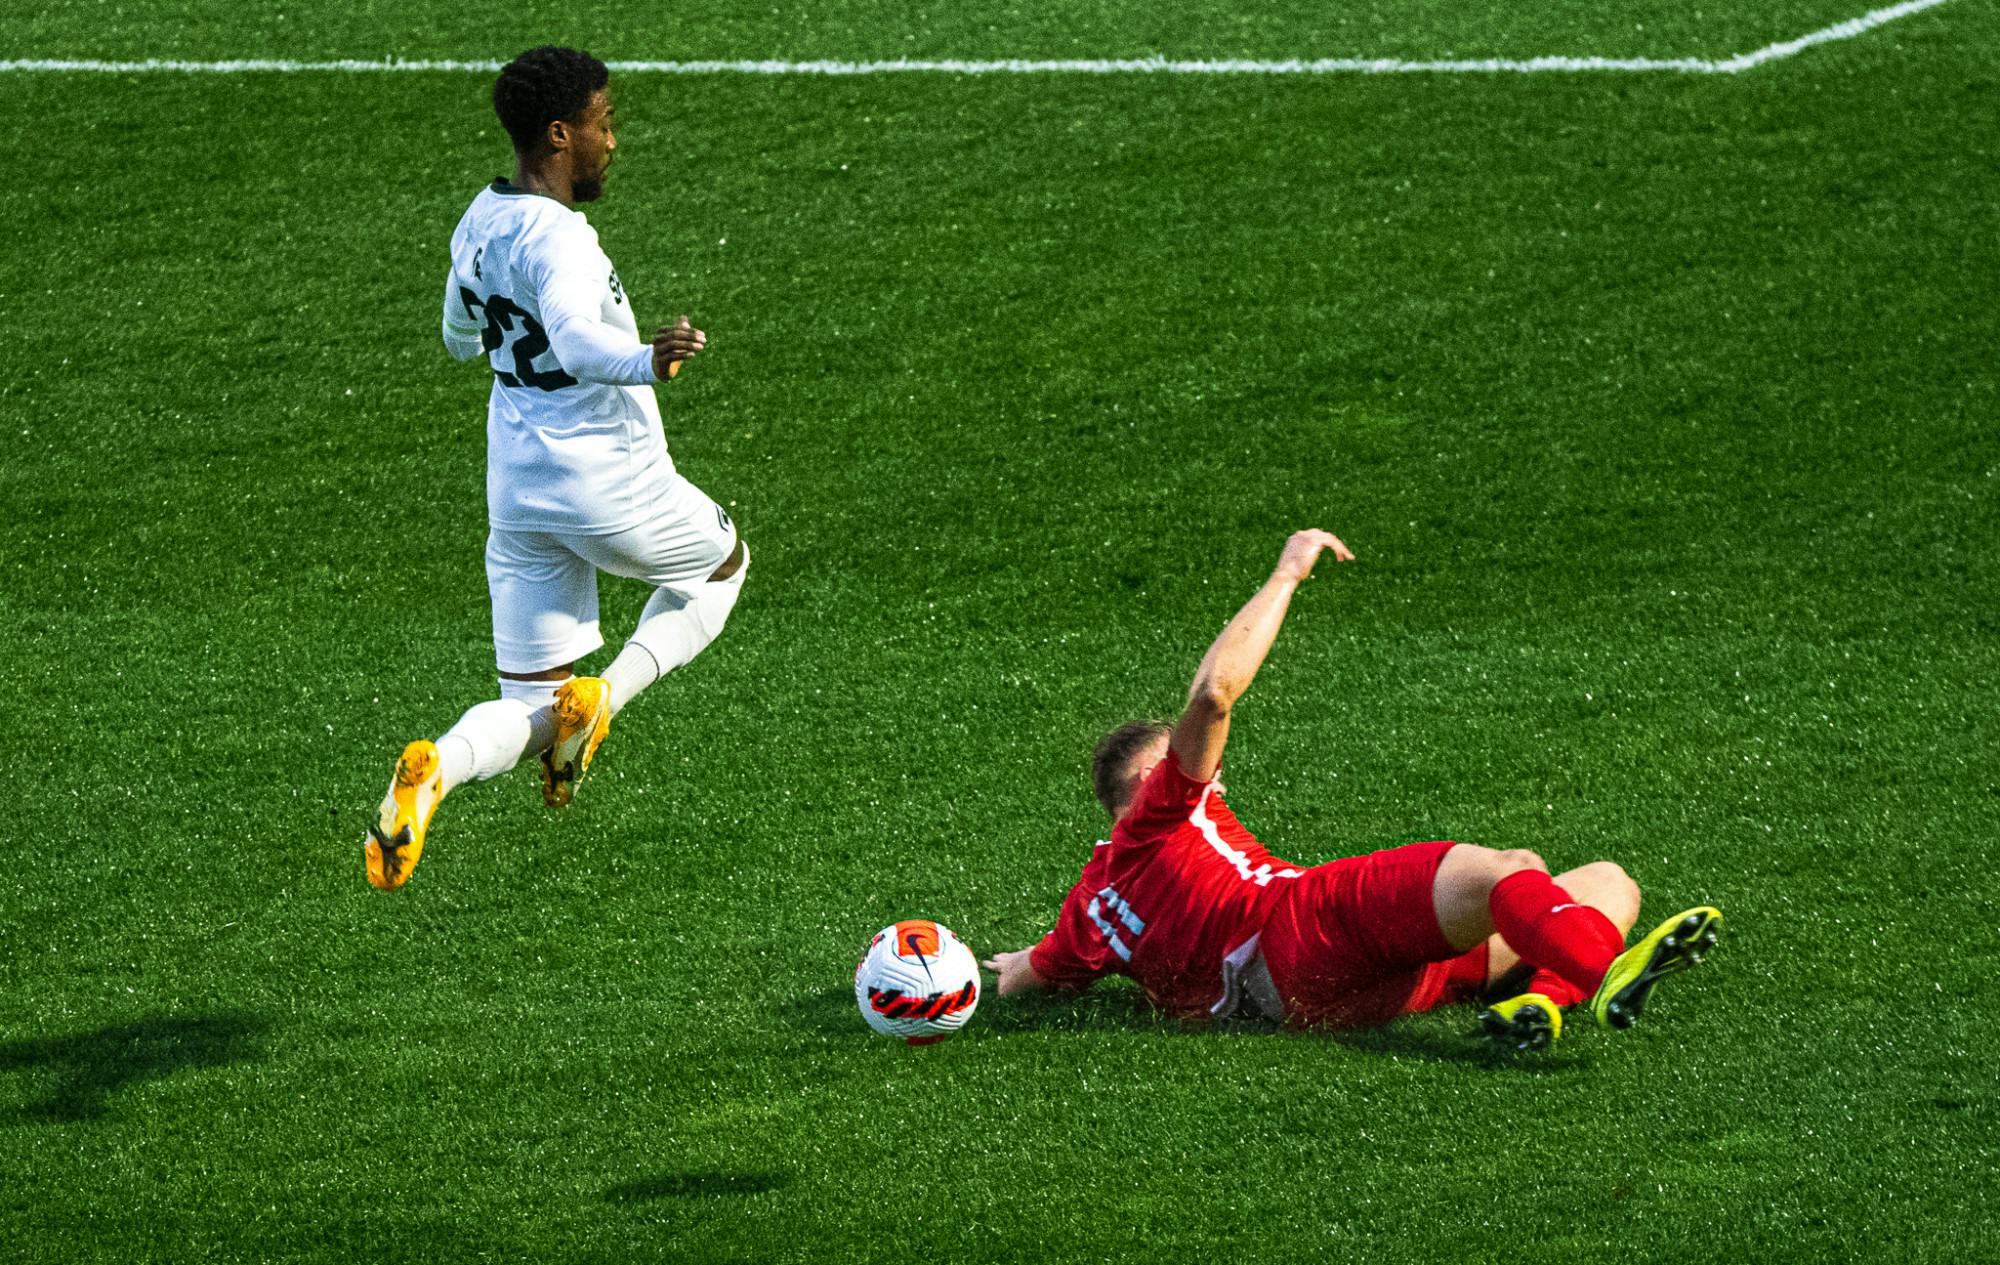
[485,474,737,674]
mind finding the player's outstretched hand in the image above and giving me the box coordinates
[651,315,707,379]
[980,948,1047,997]
[1275,529,1355,584]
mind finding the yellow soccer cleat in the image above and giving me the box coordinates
[365,740,445,891]
[1591,906,1723,1029]
[1477,992,1563,1053]
[540,676,611,808]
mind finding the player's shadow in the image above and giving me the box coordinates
[0,1012,268,1124]
[1318,1020,1585,1071]
[792,981,1175,1039]
[603,1171,791,1202]
[791,984,1575,1065]
[969,985,1179,1037]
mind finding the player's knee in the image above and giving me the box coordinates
[1490,848,1547,878]
[1573,860,1642,929]
[707,536,748,583]
[1438,845,1546,907]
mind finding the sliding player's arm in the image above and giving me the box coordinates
[982,882,1110,998]
[1170,529,1354,782]
[981,947,1049,997]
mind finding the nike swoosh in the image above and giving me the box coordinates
[904,932,940,987]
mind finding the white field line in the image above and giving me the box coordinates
[0,0,1955,77]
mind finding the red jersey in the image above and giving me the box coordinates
[1030,755,1306,1018]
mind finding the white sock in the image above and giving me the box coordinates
[605,545,748,715]
[602,641,663,716]
[435,679,565,794]
[436,699,534,794]
[500,677,564,753]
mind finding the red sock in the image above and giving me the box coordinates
[1488,870,1625,1003]
[1526,967,1591,1008]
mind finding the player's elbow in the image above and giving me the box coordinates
[1186,677,1237,718]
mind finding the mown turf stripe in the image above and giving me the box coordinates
[0,0,1957,77]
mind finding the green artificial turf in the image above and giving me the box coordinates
[1,2,1996,1262]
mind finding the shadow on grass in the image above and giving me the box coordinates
[791,981,1172,1039]
[971,984,1178,1037]
[604,1171,791,1202]
[785,985,861,1036]
[0,1012,268,1124]
[1318,1021,1583,1070]
[795,983,1578,1067]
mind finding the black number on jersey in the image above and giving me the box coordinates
[458,287,579,392]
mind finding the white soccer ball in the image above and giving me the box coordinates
[854,920,981,1045]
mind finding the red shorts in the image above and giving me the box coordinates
[1260,840,1489,1029]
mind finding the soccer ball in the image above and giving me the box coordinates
[854,919,981,1045]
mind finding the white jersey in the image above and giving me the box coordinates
[441,180,675,533]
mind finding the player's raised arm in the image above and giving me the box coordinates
[1170,530,1354,782]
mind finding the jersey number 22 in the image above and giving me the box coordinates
[458,288,579,392]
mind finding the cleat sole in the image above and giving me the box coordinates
[1591,906,1723,1030]
[1477,993,1561,1053]
[364,739,444,890]
[540,677,611,809]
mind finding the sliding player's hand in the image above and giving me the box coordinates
[1275,529,1354,584]
[980,948,1047,997]
[651,315,706,379]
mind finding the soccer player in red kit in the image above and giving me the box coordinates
[982,531,1722,1050]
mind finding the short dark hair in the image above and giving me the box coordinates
[1091,720,1171,818]
[493,46,609,153]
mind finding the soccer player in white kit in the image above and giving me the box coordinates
[364,46,748,890]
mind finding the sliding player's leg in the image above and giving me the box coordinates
[1467,859,1639,1050]
[1477,860,1642,1004]
[1433,845,1628,1007]
[1437,847,1722,1041]
[1274,844,1619,1042]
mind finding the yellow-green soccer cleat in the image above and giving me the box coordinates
[1590,906,1723,1029]
[540,676,611,808]
[1477,992,1563,1053]
[365,740,445,891]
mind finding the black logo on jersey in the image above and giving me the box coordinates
[608,269,625,304]
[472,245,484,280]
[715,505,733,532]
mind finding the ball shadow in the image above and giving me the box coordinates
[783,985,863,1036]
